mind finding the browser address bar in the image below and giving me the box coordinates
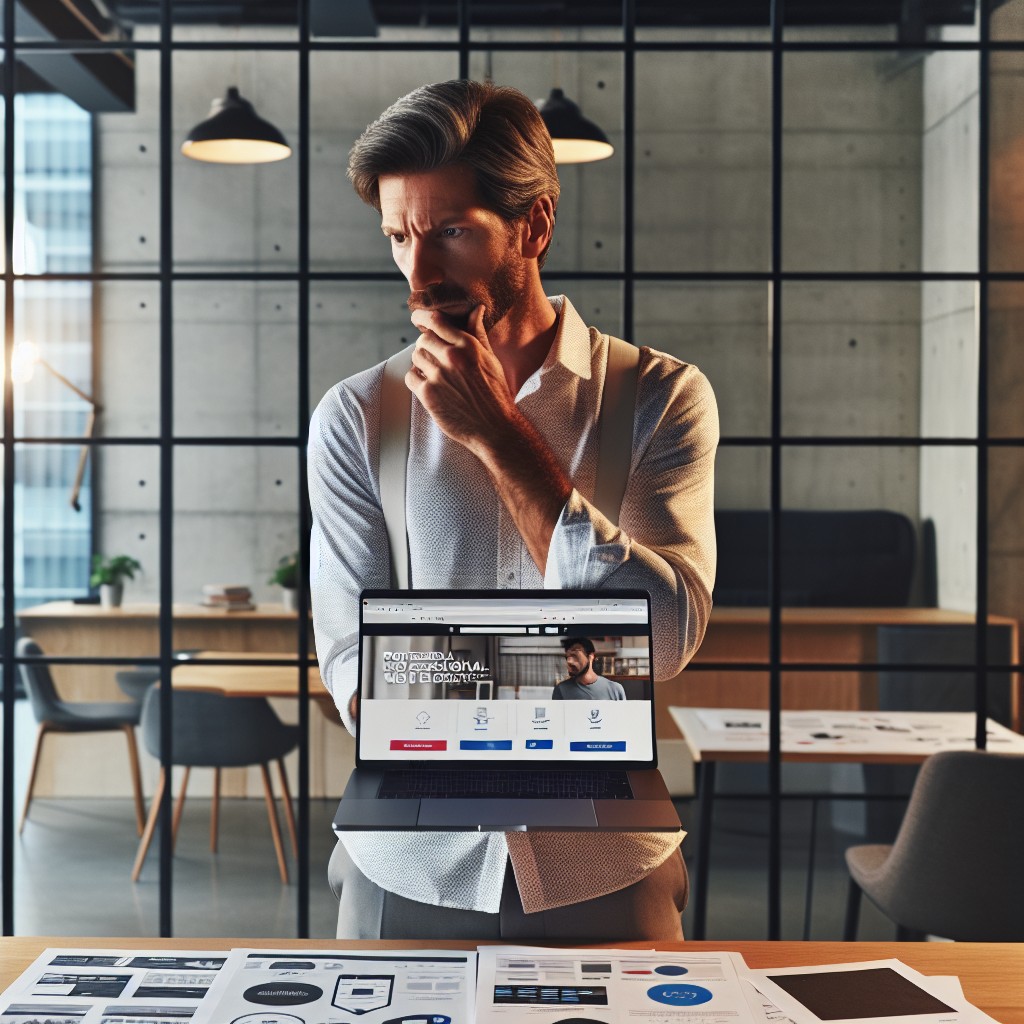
[458,625,530,634]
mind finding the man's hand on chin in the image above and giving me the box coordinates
[405,304,520,457]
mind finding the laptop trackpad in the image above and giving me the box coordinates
[417,799,598,831]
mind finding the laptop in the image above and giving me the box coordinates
[333,588,681,832]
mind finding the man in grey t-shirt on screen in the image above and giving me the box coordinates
[553,637,626,701]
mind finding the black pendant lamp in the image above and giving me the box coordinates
[538,87,614,165]
[181,86,291,164]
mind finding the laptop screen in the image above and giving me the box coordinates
[357,589,655,767]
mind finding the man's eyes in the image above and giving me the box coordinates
[387,228,462,243]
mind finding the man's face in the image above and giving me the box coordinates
[564,644,593,679]
[378,164,527,335]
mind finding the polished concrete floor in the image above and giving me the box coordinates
[10,791,899,941]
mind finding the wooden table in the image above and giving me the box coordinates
[658,606,1022,740]
[1,938,1020,1022]
[173,651,329,703]
[671,706,1024,942]
[14,599,345,800]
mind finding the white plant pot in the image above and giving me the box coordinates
[100,583,124,609]
[281,587,298,612]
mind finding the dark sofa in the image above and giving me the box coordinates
[713,508,917,607]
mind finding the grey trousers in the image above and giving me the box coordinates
[328,839,689,941]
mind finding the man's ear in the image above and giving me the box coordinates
[520,196,555,260]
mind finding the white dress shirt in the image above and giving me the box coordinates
[308,295,718,912]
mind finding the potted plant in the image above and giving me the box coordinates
[268,552,300,611]
[90,554,142,609]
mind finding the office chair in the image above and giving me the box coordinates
[131,684,300,884]
[17,636,146,835]
[844,749,1024,941]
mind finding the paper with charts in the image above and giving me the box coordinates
[475,946,756,1023]
[0,947,229,1024]
[195,947,475,1024]
[681,709,1024,756]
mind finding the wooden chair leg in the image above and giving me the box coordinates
[132,768,167,882]
[277,758,298,858]
[123,725,146,836]
[210,767,221,853]
[18,724,50,835]
[260,762,289,884]
[171,767,190,852]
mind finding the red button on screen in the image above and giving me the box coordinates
[390,739,447,751]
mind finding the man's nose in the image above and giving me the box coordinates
[405,240,443,292]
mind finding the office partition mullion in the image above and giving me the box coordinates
[767,0,785,943]
[622,0,635,343]
[296,0,312,939]
[975,3,991,752]
[158,0,176,937]
[2,0,18,939]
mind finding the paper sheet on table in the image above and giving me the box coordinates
[743,958,998,1024]
[475,945,757,1022]
[194,946,475,1024]
[740,976,966,1024]
[0,947,229,1023]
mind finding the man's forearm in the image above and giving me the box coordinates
[472,411,573,574]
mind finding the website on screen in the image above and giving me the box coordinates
[358,594,654,762]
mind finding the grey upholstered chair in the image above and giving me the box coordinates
[844,749,1024,941]
[17,636,146,835]
[131,684,300,883]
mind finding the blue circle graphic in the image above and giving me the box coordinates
[647,984,713,1006]
[654,965,689,976]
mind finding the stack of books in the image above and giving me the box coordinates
[201,584,255,611]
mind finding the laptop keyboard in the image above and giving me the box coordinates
[378,769,634,801]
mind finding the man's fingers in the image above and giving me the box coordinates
[411,310,470,344]
[468,303,486,343]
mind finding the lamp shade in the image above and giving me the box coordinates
[181,87,291,164]
[538,87,614,164]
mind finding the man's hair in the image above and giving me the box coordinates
[348,80,560,266]
[562,637,596,657]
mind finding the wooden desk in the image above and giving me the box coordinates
[657,606,1021,740]
[173,652,329,702]
[172,651,342,726]
[0,938,1021,1022]
[17,600,314,661]
[671,706,1024,941]
[14,601,342,801]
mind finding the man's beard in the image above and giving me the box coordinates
[407,250,527,334]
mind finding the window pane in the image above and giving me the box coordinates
[97,48,160,274]
[309,51,459,273]
[781,282,967,440]
[173,281,298,438]
[784,51,978,274]
[636,282,769,437]
[989,282,1024,439]
[990,51,1024,272]
[174,50,299,271]
[99,281,160,438]
[636,54,770,273]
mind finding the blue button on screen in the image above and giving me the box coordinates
[569,741,627,752]
[460,740,513,751]
[525,739,554,750]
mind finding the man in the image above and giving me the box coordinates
[309,79,718,939]
[553,637,626,701]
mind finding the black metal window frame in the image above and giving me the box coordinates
[2,0,1021,939]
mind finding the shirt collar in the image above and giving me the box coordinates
[541,294,593,381]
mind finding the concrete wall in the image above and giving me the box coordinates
[96,25,932,605]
